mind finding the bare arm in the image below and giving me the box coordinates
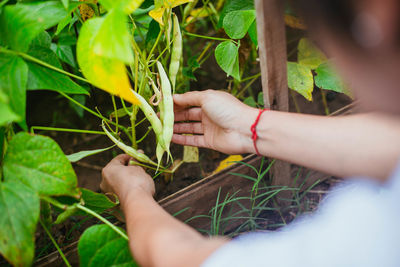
[172,90,400,181]
[101,155,228,267]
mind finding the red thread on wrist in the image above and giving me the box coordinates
[250,109,268,156]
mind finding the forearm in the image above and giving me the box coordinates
[122,190,227,267]
[243,110,400,181]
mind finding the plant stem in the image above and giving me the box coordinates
[31,126,106,135]
[320,88,330,115]
[76,204,129,240]
[184,32,232,42]
[0,47,89,84]
[290,90,301,113]
[40,220,72,267]
[111,95,119,133]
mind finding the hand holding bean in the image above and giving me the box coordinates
[172,90,258,155]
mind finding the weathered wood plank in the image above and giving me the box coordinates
[255,0,292,192]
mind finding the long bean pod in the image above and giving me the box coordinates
[157,61,174,162]
[131,89,165,149]
[102,121,158,166]
[169,13,182,92]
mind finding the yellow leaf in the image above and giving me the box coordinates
[168,0,192,8]
[183,146,199,163]
[213,155,243,174]
[284,15,306,30]
[77,18,139,105]
[149,0,192,25]
[149,7,165,25]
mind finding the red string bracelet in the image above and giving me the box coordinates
[250,109,268,156]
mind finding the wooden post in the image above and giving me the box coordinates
[255,0,292,193]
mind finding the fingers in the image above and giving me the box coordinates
[173,91,210,108]
[174,123,204,134]
[109,154,132,166]
[174,107,202,122]
[172,134,206,147]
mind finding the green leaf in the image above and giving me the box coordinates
[257,92,264,106]
[67,146,114,162]
[92,8,134,64]
[223,10,256,39]
[215,41,240,81]
[30,31,52,49]
[218,0,254,28]
[0,181,40,267]
[243,96,257,108]
[0,102,20,126]
[80,188,118,214]
[0,89,20,126]
[3,132,80,197]
[287,62,314,101]
[248,20,258,46]
[98,0,144,14]
[0,1,69,52]
[77,17,139,105]
[26,46,88,95]
[297,38,327,69]
[315,62,350,95]
[78,224,138,267]
[0,53,28,123]
[56,14,73,35]
[50,43,77,68]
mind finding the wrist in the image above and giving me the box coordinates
[237,107,260,154]
[120,187,153,206]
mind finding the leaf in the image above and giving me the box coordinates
[213,155,243,174]
[0,100,20,126]
[223,10,256,39]
[0,181,40,267]
[92,8,134,64]
[284,14,306,30]
[297,38,327,69]
[80,188,118,214]
[257,92,264,106]
[215,41,240,80]
[78,224,138,267]
[243,96,257,108]
[50,43,77,67]
[30,31,52,49]
[99,0,145,14]
[26,46,88,95]
[67,146,114,162]
[248,20,258,46]
[77,17,139,105]
[218,0,254,28]
[0,54,28,122]
[315,62,351,95]
[287,62,314,101]
[183,146,199,163]
[3,132,80,197]
[149,0,192,25]
[0,1,70,52]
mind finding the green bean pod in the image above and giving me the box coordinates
[102,121,158,166]
[157,61,174,162]
[131,90,165,149]
[169,13,182,92]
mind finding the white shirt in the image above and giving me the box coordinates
[202,164,400,267]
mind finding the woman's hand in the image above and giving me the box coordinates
[101,154,155,204]
[173,90,258,154]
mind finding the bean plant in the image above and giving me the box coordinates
[0,0,350,266]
